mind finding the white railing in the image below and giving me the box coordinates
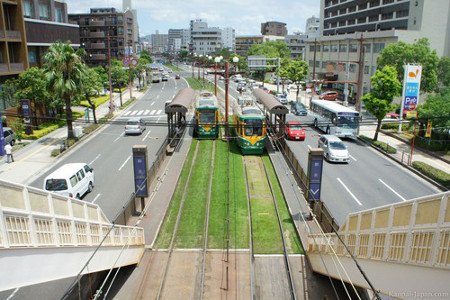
[0,180,144,249]
[307,192,449,270]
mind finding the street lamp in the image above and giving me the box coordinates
[198,54,203,80]
[214,56,222,96]
[224,56,239,137]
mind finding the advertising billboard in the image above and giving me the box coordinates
[401,65,422,114]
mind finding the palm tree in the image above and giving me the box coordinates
[44,42,85,139]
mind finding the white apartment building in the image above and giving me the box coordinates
[305,16,320,37]
[190,19,222,55]
[222,27,235,52]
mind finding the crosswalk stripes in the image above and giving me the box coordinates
[122,109,165,117]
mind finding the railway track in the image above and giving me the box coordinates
[155,141,201,300]
[244,155,297,300]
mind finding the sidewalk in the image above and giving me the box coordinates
[0,84,146,185]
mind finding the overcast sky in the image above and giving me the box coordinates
[65,0,320,36]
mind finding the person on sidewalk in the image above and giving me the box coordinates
[4,143,14,163]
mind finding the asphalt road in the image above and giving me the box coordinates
[30,72,189,220]
[214,76,439,225]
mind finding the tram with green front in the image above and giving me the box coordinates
[234,106,267,154]
[194,91,220,139]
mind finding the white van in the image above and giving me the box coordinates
[43,163,95,199]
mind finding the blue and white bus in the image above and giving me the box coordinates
[310,100,360,138]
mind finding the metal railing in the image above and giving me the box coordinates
[0,180,144,249]
[307,192,450,269]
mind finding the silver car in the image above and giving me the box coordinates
[318,135,350,163]
[2,127,16,146]
[124,117,146,135]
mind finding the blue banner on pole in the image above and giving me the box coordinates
[133,155,148,197]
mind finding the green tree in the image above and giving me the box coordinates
[0,79,18,110]
[79,66,103,124]
[247,40,291,59]
[178,49,189,61]
[110,59,128,106]
[44,42,85,139]
[92,66,108,89]
[362,66,402,141]
[437,56,450,92]
[377,38,439,93]
[139,49,153,63]
[417,88,450,135]
[135,57,150,89]
[282,59,308,100]
[14,67,51,125]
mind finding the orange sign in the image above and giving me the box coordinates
[425,120,432,138]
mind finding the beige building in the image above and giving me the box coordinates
[261,21,287,37]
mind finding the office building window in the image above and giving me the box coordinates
[371,66,377,75]
[364,66,370,74]
[28,50,37,63]
[339,44,347,52]
[339,21,346,26]
[349,64,356,73]
[348,6,356,13]
[331,45,338,52]
[370,0,380,7]
[23,1,33,18]
[39,4,49,19]
[381,12,393,20]
[396,10,409,18]
[358,17,366,24]
[369,15,379,22]
[382,0,394,4]
[55,8,63,22]
[373,43,385,53]
[348,19,356,25]
[323,45,330,52]
[363,44,371,53]
[349,44,358,52]
[309,60,314,67]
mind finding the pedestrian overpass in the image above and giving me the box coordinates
[0,180,145,292]
[307,192,450,297]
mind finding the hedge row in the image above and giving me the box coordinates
[359,135,397,154]
[381,123,410,131]
[412,161,450,189]
[79,95,110,108]
[22,123,60,140]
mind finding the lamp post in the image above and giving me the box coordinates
[198,54,203,80]
[191,53,196,78]
[224,56,239,138]
[214,56,222,96]
[107,31,114,113]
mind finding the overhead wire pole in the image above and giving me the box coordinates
[107,31,114,114]
[356,33,365,112]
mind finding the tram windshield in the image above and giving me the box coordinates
[199,111,215,123]
[244,119,263,136]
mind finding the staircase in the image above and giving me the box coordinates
[307,192,450,297]
[0,180,145,292]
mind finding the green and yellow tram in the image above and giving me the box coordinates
[234,106,267,154]
[194,91,220,139]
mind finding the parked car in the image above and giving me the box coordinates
[276,93,288,105]
[318,135,349,163]
[124,117,146,135]
[175,74,181,79]
[2,127,16,146]
[285,121,306,141]
[319,91,339,101]
[290,102,308,116]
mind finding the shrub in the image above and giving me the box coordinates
[51,149,60,157]
[359,135,397,154]
[79,95,110,108]
[83,123,99,134]
[381,123,410,131]
[22,124,60,140]
[412,161,450,189]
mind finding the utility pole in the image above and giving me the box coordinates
[224,61,229,137]
[356,33,365,112]
[312,38,317,92]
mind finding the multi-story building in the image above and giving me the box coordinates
[221,27,235,52]
[305,0,450,105]
[235,35,285,56]
[0,0,28,109]
[261,21,287,37]
[69,8,135,66]
[305,16,320,37]
[23,0,80,67]
[181,29,190,51]
[189,19,222,55]
[285,33,307,60]
[122,0,138,52]
[150,31,168,54]
[168,29,183,53]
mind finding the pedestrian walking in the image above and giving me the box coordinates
[4,143,14,163]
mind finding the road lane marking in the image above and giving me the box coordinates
[142,130,152,141]
[118,155,131,171]
[150,109,156,115]
[156,109,162,115]
[130,110,137,116]
[150,101,155,106]
[113,133,123,143]
[6,288,19,300]
[92,193,101,203]
[136,110,143,116]
[349,154,357,161]
[157,116,162,122]
[89,154,101,165]
[144,109,150,115]
[378,179,406,201]
[123,111,131,116]
[337,178,362,206]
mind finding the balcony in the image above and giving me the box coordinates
[90,42,106,49]
[90,20,105,26]
[5,30,21,40]
[90,54,106,60]
[10,63,24,72]
[89,31,105,38]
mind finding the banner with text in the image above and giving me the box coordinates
[402,65,422,113]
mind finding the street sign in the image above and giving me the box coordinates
[122,57,130,67]
[425,120,432,138]
[307,149,324,202]
[247,55,267,69]
[401,65,422,113]
[131,58,138,66]
[132,145,148,198]
[21,99,32,135]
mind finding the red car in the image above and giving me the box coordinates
[285,121,306,141]
[319,91,339,101]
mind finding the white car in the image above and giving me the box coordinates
[43,163,94,199]
[318,135,350,163]
[124,117,146,135]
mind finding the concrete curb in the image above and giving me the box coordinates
[357,136,448,191]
